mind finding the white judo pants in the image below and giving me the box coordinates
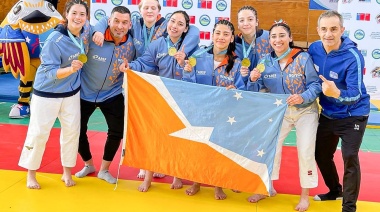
[271,101,319,188]
[19,92,80,170]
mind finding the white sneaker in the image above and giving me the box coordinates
[9,104,30,118]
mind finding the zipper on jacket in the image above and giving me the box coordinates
[94,47,115,103]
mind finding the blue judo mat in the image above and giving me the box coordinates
[0,73,19,103]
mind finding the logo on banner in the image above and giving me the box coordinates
[131,11,141,20]
[111,0,123,5]
[128,0,140,5]
[215,17,229,23]
[92,0,107,3]
[371,67,380,78]
[163,0,178,7]
[376,14,380,23]
[356,13,370,21]
[342,0,353,3]
[165,13,173,20]
[94,9,107,21]
[216,0,227,11]
[198,0,212,9]
[341,13,352,21]
[354,29,365,40]
[200,31,211,40]
[358,0,371,2]
[182,0,193,9]
[189,15,196,24]
[199,15,211,26]
[360,50,367,57]
[372,49,380,59]
[377,0,380,4]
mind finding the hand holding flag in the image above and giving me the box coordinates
[119,58,130,73]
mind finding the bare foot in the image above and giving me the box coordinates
[138,180,151,192]
[61,175,76,187]
[270,188,277,197]
[296,188,310,212]
[215,187,227,200]
[185,183,200,196]
[247,194,267,203]
[62,167,76,187]
[153,172,165,178]
[232,189,241,193]
[295,196,310,212]
[137,169,146,179]
[170,177,183,189]
[27,170,40,189]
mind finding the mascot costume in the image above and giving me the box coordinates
[0,0,62,118]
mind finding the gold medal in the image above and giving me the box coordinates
[256,63,265,73]
[188,57,196,66]
[241,58,251,67]
[78,54,87,63]
[168,47,177,56]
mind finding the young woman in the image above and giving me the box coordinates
[18,0,90,189]
[234,6,272,83]
[93,0,199,182]
[182,20,245,200]
[119,10,199,192]
[247,21,321,212]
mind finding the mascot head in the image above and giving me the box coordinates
[1,0,62,34]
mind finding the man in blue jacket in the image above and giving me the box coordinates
[309,10,370,212]
[75,6,135,184]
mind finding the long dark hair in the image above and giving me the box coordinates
[213,20,236,74]
[169,10,190,49]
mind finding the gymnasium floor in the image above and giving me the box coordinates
[0,100,380,212]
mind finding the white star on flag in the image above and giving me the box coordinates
[274,99,283,107]
[233,92,243,100]
[25,36,31,43]
[227,116,236,125]
[257,149,265,157]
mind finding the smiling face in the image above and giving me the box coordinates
[65,4,87,36]
[317,16,345,53]
[237,9,258,38]
[108,12,131,40]
[212,23,234,51]
[139,0,160,27]
[269,26,292,56]
[167,12,188,43]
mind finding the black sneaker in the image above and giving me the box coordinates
[313,191,343,201]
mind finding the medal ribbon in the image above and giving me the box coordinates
[67,29,84,54]
[189,45,213,59]
[242,35,256,58]
[166,37,182,52]
[143,23,155,50]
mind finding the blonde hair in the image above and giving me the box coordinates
[138,0,161,11]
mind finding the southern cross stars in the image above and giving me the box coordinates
[233,91,243,100]
[227,116,236,125]
[257,149,265,157]
[274,98,283,107]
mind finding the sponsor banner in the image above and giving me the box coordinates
[339,0,380,100]
[309,0,339,10]
[91,0,231,46]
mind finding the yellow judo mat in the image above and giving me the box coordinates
[1,170,379,212]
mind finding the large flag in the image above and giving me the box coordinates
[122,70,288,195]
